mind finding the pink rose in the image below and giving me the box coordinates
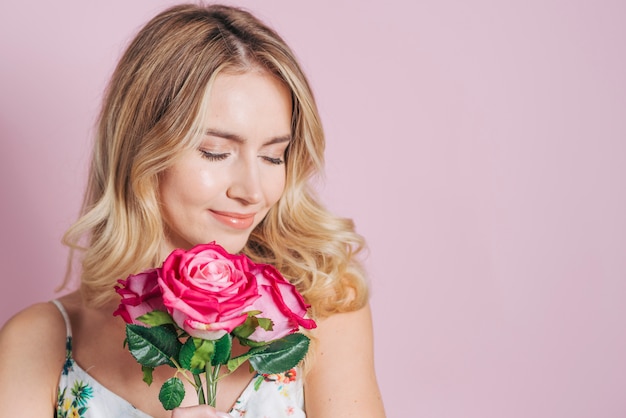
[158,243,260,340]
[114,269,165,325]
[246,264,316,342]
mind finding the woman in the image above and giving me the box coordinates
[0,4,385,417]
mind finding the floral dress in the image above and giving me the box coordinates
[52,300,305,418]
[230,368,305,417]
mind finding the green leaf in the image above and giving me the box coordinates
[126,324,181,368]
[142,366,154,386]
[257,317,273,331]
[232,316,259,339]
[159,377,185,410]
[178,338,203,374]
[248,333,310,375]
[212,333,232,366]
[226,345,268,372]
[235,336,269,348]
[227,355,249,373]
[136,310,175,327]
[190,339,214,370]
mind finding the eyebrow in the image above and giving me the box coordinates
[204,128,292,146]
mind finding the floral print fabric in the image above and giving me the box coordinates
[53,300,152,418]
[231,368,305,417]
[56,379,94,418]
[52,300,305,418]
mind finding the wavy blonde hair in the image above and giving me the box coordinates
[62,3,368,318]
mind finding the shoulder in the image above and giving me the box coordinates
[304,303,386,417]
[0,301,67,351]
[0,300,68,411]
[311,301,374,343]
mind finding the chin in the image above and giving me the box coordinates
[163,233,248,257]
[203,236,249,255]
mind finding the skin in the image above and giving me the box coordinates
[0,70,385,417]
[159,70,291,257]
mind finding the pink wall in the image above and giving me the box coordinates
[1,1,625,417]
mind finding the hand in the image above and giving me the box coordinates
[171,405,231,418]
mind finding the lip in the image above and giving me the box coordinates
[210,210,256,230]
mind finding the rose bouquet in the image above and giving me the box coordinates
[113,243,316,410]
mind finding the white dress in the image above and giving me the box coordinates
[52,300,305,418]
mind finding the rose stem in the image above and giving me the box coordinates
[206,363,221,407]
[193,374,206,404]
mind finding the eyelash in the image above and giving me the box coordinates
[199,150,284,165]
[263,156,284,165]
[200,150,229,161]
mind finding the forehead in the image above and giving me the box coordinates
[200,70,293,137]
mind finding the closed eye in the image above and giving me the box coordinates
[262,156,284,165]
[199,149,229,161]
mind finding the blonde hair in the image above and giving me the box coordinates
[62,3,368,318]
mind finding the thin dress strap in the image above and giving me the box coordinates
[51,299,72,339]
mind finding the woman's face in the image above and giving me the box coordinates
[159,70,292,256]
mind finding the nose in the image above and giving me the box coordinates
[226,157,263,205]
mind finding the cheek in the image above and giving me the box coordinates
[198,168,223,194]
[160,165,220,219]
[266,170,287,205]
[174,165,224,202]
[158,172,180,219]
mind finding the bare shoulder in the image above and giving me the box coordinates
[304,303,386,418]
[0,301,67,349]
[0,300,69,413]
[311,301,375,341]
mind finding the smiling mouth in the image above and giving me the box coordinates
[210,210,256,230]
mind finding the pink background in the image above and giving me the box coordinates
[1,1,625,417]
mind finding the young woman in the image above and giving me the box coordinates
[0,4,385,417]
